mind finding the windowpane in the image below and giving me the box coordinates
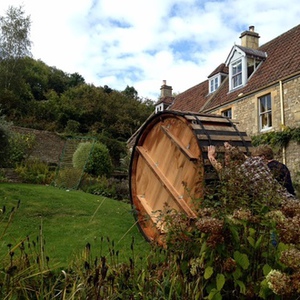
[222,108,232,119]
[259,94,272,130]
[210,76,220,93]
[232,60,242,88]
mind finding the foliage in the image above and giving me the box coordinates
[4,131,35,167]
[251,126,300,148]
[155,172,300,299]
[73,141,113,177]
[0,123,11,167]
[15,158,54,184]
[80,175,129,201]
[53,166,83,189]
[0,5,32,60]
[80,175,116,198]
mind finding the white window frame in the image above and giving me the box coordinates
[231,59,243,89]
[155,103,164,113]
[259,94,272,131]
[209,75,219,93]
[221,108,232,119]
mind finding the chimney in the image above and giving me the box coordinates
[239,26,260,49]
[160,80,172,98]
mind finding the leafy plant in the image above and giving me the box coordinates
[15,158,54,184]
[251,126,300,148]
[73,141,113,177]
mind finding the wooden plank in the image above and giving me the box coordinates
[136,146,197,218]
[160,125,198,161]
[197,134,252,142]
[185,114,229,123]
[191,124,234,131]
[201,146,252,153]
[194,116,231,124]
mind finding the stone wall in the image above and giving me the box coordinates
[11,126,66,165]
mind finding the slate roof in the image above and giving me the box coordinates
[169,24,300,113]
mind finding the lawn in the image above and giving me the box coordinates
[0,183,150,267]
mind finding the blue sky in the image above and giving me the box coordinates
[1,0,300,100]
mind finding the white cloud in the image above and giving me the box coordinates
[1,0,300,100]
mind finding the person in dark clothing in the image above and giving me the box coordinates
[252,145,295,195]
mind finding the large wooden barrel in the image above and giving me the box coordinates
[129,111,252,244]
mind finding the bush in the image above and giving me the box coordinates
[65,119,80,134]
[7,132,35,167]
[73,141,113,177]
[53,167,83,189]
[0,124,11,167]
[79,176,129,201]
[15,158,54,184]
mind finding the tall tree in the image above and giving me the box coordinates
[0,5,32,89]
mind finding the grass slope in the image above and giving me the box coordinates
[0,183,149,267]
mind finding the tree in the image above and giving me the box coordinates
[0,5,32,89]
[122,85,138,99]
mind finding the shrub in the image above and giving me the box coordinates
[0,124,11,167]
[53,167,83,189]
[79,175,129,201]
[15,158,54,184]
[65,119,80,134]
[73,141,113,177]
[7,132,35,167]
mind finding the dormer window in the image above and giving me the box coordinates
[231,59,243,89]
[226,44,266,92]
[209,76,219,93]
[208,63,228,94]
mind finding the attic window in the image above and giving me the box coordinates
[231,59,243,89]
[209,76,219,93]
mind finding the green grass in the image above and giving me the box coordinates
[0,183,150,267]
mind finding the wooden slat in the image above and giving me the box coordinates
[191,124,235,131]
[197,134,252,142]
[160,125,198,161]
[185,114,229,123]
[193,115,231,124]
[136,146,197,218]
[201,146,252,153]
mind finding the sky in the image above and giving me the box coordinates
[1,0,300,101]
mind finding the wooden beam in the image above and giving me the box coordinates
[160,126,198,161]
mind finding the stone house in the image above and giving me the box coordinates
[156,24,300,180]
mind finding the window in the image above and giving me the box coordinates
[221,108,232,119]
[231,59,242,89]
[209,76,219,93]
[155,104,163,113]
[259,94,272,130]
